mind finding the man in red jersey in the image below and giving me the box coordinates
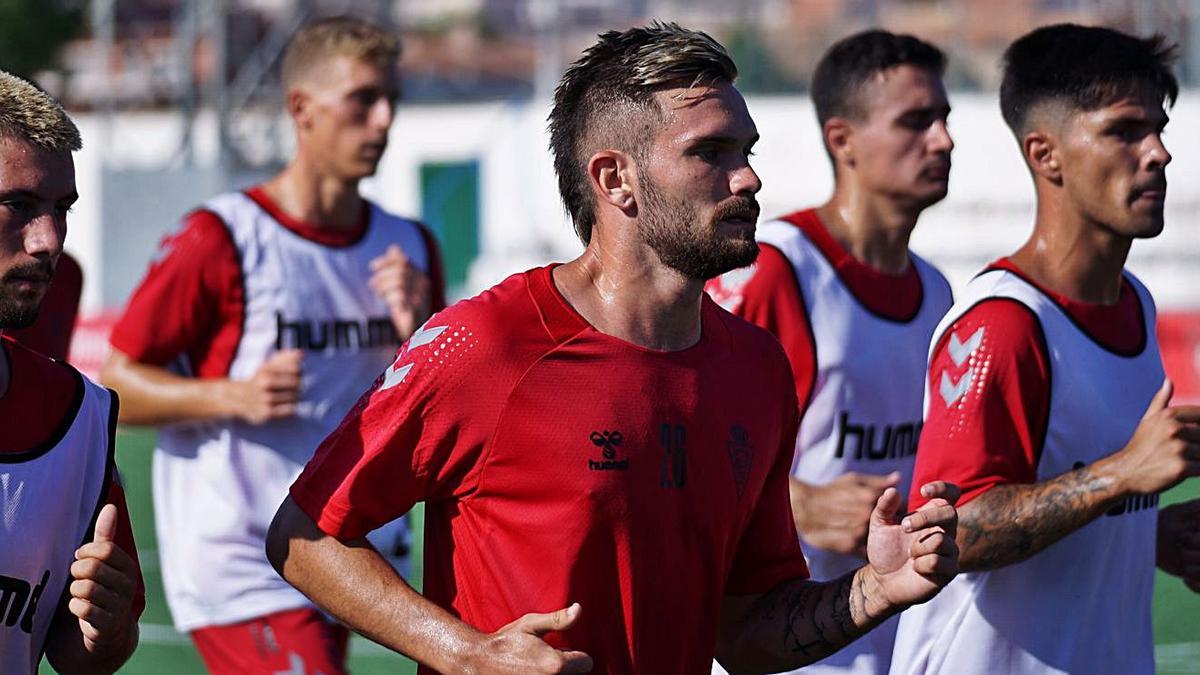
[891,24,1200,675]
[706,30,955,674]
[101,17,444,675]
[267,23,960,674]
[0,69,144,674]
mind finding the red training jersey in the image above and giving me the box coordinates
[291,265,809,673]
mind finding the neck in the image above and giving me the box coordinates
[262,158,364,229]
[1010,194,1130,304]
[817,183,919,274]
[552,221,706,351]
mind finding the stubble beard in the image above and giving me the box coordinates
[638,174,759,281]
[0,261,53,329]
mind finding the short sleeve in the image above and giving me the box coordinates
[725,382,810,595]
[707,244,817,413]
[289,306,516,541]
[109,210,242,373]
[910,299,1051,509]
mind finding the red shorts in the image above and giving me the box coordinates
[191,607,350,675]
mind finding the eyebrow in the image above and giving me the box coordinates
[0,189,79,203]
[684,133,760,148]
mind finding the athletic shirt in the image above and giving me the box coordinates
[109,187,445,631]
[291,265,810,674]
[890,261,1162,675]
[0,337,137,674]
[707,210,951,675]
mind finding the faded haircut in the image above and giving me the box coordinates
[1000,24,1178,136]
[811,30,946,129]
[0,70,81,152]
[548,21,737,244]
[282,16,401,90]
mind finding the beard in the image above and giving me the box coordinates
[0,260,53,329]
[638,174,760,280]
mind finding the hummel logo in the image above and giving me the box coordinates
[588,429,629,471]
[948,327,984,366]
[939,370,972,407]
[380,323,448,390]
[2,475,23,530]
[590,430,624,459]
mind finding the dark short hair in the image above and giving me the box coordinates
[548,21,737,244]
[811,29,946,128]
[1000,23,1178,134]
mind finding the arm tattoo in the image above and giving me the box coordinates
[751,570,877,664]
[958,463,1121,572]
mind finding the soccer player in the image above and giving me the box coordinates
[100,17,444,674]
[890,24,1200,674]
[706,30,954,674]
[266,22,960,674]
[0,70,144,674]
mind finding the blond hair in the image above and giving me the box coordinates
[281,16,401,89]
[0,71,81,152]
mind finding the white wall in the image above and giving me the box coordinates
[66,90,1200,314]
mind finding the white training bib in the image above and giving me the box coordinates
[154,192,429,631]
[891,269,1162,675]
[0,370,113,674]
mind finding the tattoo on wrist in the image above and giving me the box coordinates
[959,464,1117,571]
[758,572,866,660]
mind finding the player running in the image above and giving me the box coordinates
[0,69,144,674]
[890,23,1200,675]
[706,30,954,674]
[101,17,444,674]
[267,22,960,674]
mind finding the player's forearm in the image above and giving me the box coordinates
[266,498,484,672]
[716,567,891,673]
[43,609,138,675]
[100,350,239,425]
[957,459,1127,572]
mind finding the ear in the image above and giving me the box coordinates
[1023,130,1061,184]
[587,150,636,214]
[823,117,855,168]
[287,88,311,129]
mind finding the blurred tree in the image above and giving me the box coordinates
[0,0,84,79]
[724,23,801,94]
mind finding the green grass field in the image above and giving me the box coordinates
[42,428,1200,674]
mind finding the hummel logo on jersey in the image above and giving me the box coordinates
[834,412,921,460]
[1,475,23,530]
[276,312,399,352]
[380,324,448,390]
[588,430,629,471]
[0,570,50,634]
[940,370,972,407]
[948,327,984,366]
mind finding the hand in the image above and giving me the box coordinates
[863,482,960,616]
[1111,379,1200,495]
[464,603,593,674]
[234,349,303,424]
[369,244,432,340]
[1157,499,1200,593]
[791,472,901,557]
[69,504,138,656]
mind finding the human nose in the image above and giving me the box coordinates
[928,120,953,154]
[1145,132,1171,170]
[24,212,65,259]
[731,162,762,196]
[369,97,395,131]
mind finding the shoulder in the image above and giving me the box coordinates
[707,242,798,312]
[755,214,809,252]
[708,301,792,380]
[935,296,1045,358]
[418,268,552,354]
[911,252,953,303]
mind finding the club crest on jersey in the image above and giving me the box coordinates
[727,424,754,498]
[379,323,449,390]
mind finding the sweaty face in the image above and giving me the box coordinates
[1056,93,1171,239]
[845,65,953,210]
[296,55,399,180]
[0,137,75,329]
[636,83,762,281]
